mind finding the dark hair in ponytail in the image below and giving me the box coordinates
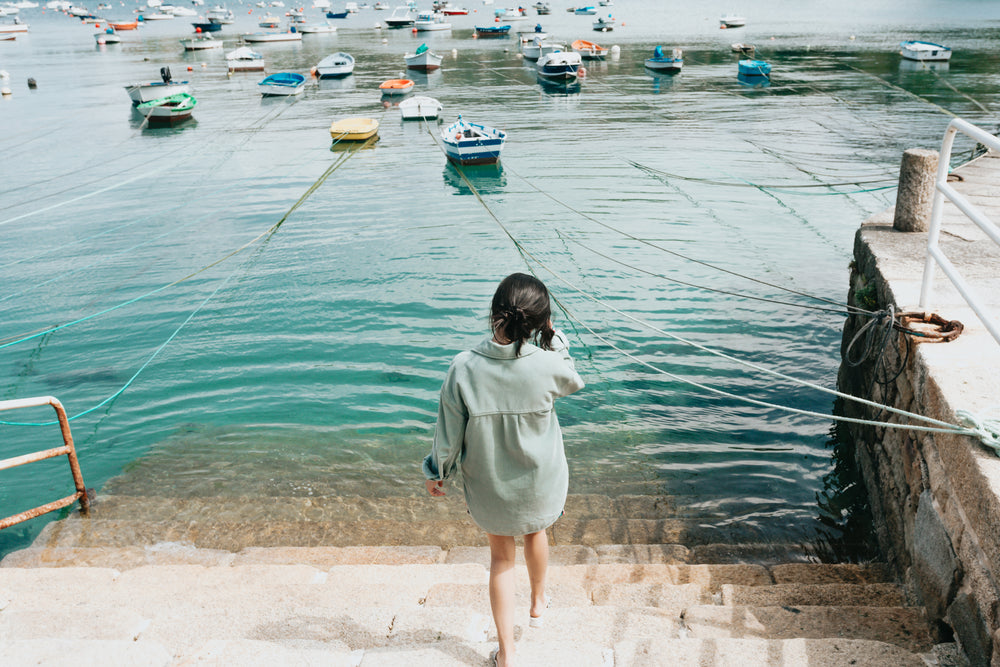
[490,273,555,356]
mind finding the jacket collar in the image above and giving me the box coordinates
[471,337,539,360]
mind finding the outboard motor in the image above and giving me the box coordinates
[160,66,172,83]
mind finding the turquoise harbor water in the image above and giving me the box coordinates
[2,0,1000,557]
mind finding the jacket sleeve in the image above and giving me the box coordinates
[549,329,586,397]
[422,363,469,481]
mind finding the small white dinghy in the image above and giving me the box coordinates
[227,46,265,71]
[399,95,442,120]
[258,71,306,95]
[899,40,951,62]
[315,52,354,78]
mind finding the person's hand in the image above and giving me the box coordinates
[426,479,446,497]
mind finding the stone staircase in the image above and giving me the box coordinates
[0,543,958,666]
[0,458,966,665]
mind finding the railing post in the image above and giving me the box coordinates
[919,123,960,310]
[51,398,90,514]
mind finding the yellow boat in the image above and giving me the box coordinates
[329,117,379,141]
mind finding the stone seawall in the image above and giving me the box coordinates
[838,152,1000,666]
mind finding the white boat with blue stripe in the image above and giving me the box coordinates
[536,50,581,82]
[258,72,306,95]
[899,40,951,62]
[441,115,506,166]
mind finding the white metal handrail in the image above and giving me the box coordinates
[0,396,90,530]
[919,118,1000,346]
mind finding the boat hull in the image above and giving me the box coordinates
[737,59,770,77]
[441,118,506,165]
[379,79,414,95]
[108,20,138,29]
[181,38,223,50]
[644,58,681,73]
[125,81,191,105]
[317,52,354,77]
[405,50,442,71]
[399,95,442,120]
[258,72,306,95]
[900,41,951,61]
[330,117,379,141]
[192,22,222,31]
[137,92,197,124]
[536,52,581,82]
[243,32,302,42]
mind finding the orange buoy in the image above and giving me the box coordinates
[187,65,193,71]
[194,26,201,32]
[579,66,586,77]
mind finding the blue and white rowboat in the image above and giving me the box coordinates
[258,72,306,95]
[536,50,581,82]
[441,115,506,166]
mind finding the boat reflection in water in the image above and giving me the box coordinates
[408,69,443,89]
[442,162,507,196]
[537,78,581,96]
[645,67,679,94]
[899,59,949,73]
[318,76,356,92]
[737,72,770,88]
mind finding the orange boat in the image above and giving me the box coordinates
[108,20,139,30]
[378,78,414,96]
[571,39,608,60]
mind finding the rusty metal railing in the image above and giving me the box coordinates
[0,396,90,530]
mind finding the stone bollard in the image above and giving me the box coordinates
[893,148,939,232]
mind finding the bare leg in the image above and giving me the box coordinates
[487,533,516,666]
[523,529,549,619]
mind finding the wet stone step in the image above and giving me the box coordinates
[31,515,814,551]
[682,605,935,654]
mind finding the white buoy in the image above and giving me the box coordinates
[849,35,856,40]
[610,44,620,60]
[381,37,387,43]
[451,48,457,56]
[0,70,9,81]
[1,87,11,97]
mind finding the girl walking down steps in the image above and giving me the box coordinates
[423,273,586,667]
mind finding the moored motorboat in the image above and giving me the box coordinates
[385,5,413,26]
[592,15,613,31]
[644,45,682,73]
[536,49,581,81]
[226,45,265,71]
[737,58,770,77]
[325,9,348,18]
[378,78,414,95]
[330,116,379,140]
[141,12,175,19]
[258,71,306,94]
[206,6,235,23]
[573,6,595,14]
[533,1,549,14]
[242,30,303,42]
[521,36,563,60]
[0,21,29,32]
[315,51,354,77]
[571,38,606,59]
[95,27,121,43]
[258,14,281,27]
[136,92,197,124]
[405,43,442,70]
[125,68,191,105]
[192,21,223,32]
[181,35,223,49]
[107,19,138,29]
[298,22,337,32]
[399,94,442,119]
[441,115,506,165]
[475,24,510,37]
[899,40,951,61]
[442,6,467,14]
[413,11,449,30]
[719,14,745,28]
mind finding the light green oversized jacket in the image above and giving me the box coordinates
[423,330,585,536]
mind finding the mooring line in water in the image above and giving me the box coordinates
[841,63,958,118]
[0,136,373,351]
[501,160,869,315]
[624,159,895,192]
[440,152,981,437]
[0,211,217,306]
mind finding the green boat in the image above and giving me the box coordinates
[136,92,197,124]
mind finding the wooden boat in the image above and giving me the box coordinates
[719,14,746,28]
[181,35,223,50]
[399,95,441,120]
[414,11,450,30]
[330,117,379,141]
[475,24,510,36]
[536,50,581,82]
[226,45,265,71]
[316,51,354,78]
[242,30,302,42]
[405,43,442,70]
[136,92,197,124]
[645,45,682,73]
[571,39,607,59]
[385,6,413,27]
[899,40,951,61]
[258,71,306,95]
[95,27,121,43]
[730,42,754,57]
[192,21,223,32]
[325,9,348,18]
[107,19,138,30]
[125,69,191,105]
[378,78,414,95]
[441,115,506,165]
[737,58,770,77]
[298,22,337,33]
[592,15,613,31]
